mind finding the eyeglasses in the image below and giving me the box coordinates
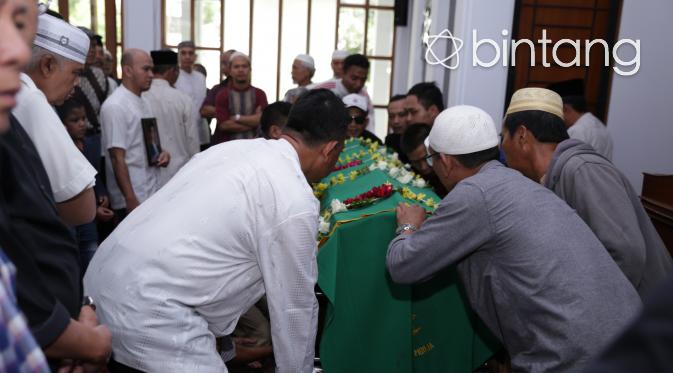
[349,116,366,125]
[38,0,52,15]
[425,151,440,167]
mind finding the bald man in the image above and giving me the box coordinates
[100,49,169,218]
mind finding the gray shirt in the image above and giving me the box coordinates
[545,139,673,297]
[387,161,641,373]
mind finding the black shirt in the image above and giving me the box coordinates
[384,133,409,164]
[0,115,79,347]
[361,129,383,146]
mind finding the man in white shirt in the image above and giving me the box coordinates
[174,40,210,148]
[101,49,169,216]
[562,95,614,160]
[84,89,350,372]
[143,50,199,188]
[13,13,97,226]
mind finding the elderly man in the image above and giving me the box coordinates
[13,13,97,227]
[501,88,672,297]
[313,53,375,132]
[562,95,613,159]
[212,52,268,144]
[175,40,209,148]
[384,94,409,163]
[143,50,199,188]
[200,49,236,121]
[387,105,641,372]
[405,82,444,126]
[283,54,315,103]
[331,49,349,79]
[1,5,111,370]
[85,89,349,372]
[101,49,169,217]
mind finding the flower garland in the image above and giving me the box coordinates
[333,159,362,171]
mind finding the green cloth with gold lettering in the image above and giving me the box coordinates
[316,139,498,372]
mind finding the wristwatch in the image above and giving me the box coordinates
[234,114,241,122]
[395,223,418,235]
[82,295,96,310]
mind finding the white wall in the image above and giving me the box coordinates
[607,0,673,192]
[123,0,161,51]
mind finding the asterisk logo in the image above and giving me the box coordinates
[424,29,463,70]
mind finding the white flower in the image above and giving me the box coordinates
[376,160,388,170]
[403,163,412,170]
[412,178,427,188]
[369,163,377,171]
[391,152,399,161]
[388,167,401,178]
[318,216,330,235]
[378,148,387,155]
[330,199,348,213]
[397,173,414,184]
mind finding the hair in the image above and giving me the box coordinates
[389,94,406,104]
[342,54,370,73]
[504,110,569,144]
[177,41,196,50]
[453,147,500,169]
[55,97,84,122]
[283,89,349,146]
[562,95,587,113]
[77,26,95,40]
[194,63,207,77]
[120,50,134,67]
[25,45,65,72]
[408,82,445,112]
[260,101,292,139]
[400,123,431,155]
[46,9,64,19]
[93,35,103,47]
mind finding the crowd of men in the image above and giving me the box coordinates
[1,1,673,372]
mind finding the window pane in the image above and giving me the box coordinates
[195,0,221,48]
[374,108,388,142]
[309,0,337,83]
[340,0,365,5]
[69,0,92,28]
[116,45,122,78]
[337,7,365,54]
[251,0,279,101]
[165,0,191,46]
[224,0,250,55]
[196,49,221,89]
[279,0,308,100]
[94,0,105,36]
[116,0,122,42]
[51,2,59,12]
[367,9,394,57]
[370,0,395,6]
[367,59,391,106]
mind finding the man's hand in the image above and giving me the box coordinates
[78,306,98,328]
[96,206,114,222]
[156,151,170,168]
[125,195,140,212]
[396,203,427,231]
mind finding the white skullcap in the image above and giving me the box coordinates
[34,14,90,64]
[332,49,349,61]
[229,51,250,63]
[425,105,499,155]
[342,94,368,113]
[294,54,315,70]
[506,87,564,120]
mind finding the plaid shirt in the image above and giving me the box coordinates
[0,249,50,372]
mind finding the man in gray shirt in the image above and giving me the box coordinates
[387,105,641,372]
[501,88,671,297]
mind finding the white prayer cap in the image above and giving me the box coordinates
[332,49,350,61]
[425,105,498,155]
[506,87,564,120]
[343,94,368,113]
[229,51,250,63]
[294,54,315,71]
[34,14,90,64]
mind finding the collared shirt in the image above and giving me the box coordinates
[387,161,641,372]
[212,84,268,144]
[175,69,210,145]
[143,79,200,188]
[84,138,319,373]
[12,73,97,203]
[311,78,375,132]
[0,250,50,373]
[101,85,159,209]
[567,112,613,160]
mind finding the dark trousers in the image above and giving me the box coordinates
[108,359,145,373]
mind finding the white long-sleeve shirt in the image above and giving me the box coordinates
[84,138,319,372]
[175,69,210,145]
[143,79,200,188]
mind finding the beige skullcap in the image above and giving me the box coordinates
[505,87,564,120]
